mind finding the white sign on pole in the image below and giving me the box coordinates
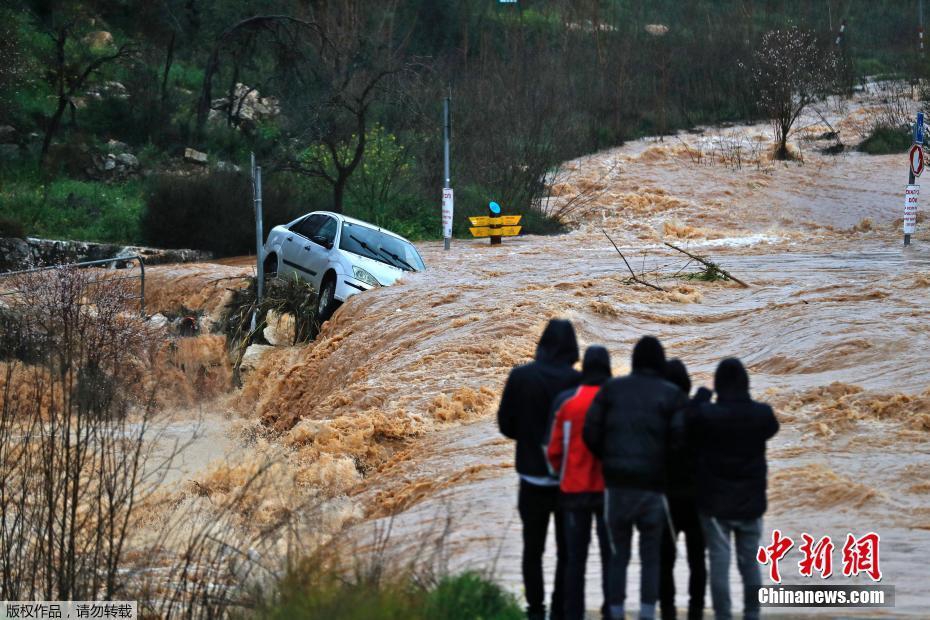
[904,184,919,234]
[442,188,454,239]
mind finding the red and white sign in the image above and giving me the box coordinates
[441,188,454,239]
[904,184,919,234]
[910,144,924,177]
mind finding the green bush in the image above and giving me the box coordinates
[858,125,912,155]
[0,216,25,238]
[261,569,521,620]
[423,572,523,620]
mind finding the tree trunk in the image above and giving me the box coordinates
[332,174,346,213]
[40,99,68,164]
[160,32,176,106]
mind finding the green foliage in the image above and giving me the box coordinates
[0,164,143,243]
[262,569,521,620]
[423,572,523,620]
[858,125,912,155]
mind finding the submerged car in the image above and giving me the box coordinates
[263,211,426,319]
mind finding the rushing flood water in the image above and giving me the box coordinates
[141,94,930,615]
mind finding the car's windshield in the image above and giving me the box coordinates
[339,222,425,272]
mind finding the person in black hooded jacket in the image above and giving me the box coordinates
[583,336,686,620]
[659,359,710,620]
[498,319,581,620]
[690,358,778,620]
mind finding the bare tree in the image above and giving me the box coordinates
[38,22,133,164]
[280,1,405,213]
[0,268,161,600]
[751,27,838,160]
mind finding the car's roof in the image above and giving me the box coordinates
[307,211,412,243]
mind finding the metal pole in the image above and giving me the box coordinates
[907,163,915,246]
[249,153,265,338]
[443,96,452,251]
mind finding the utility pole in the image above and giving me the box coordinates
[251,152,264,304]
[442,94,454,251]
[921,0,926,51]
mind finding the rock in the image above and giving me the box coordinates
[184,148,208,165]
[0,238,32,272]
[107,139,128,152]
[239,344,274,376]
[147,313,169,329]
[209,83,280,133]
[116,152,139,168]
[216,160,241,173]
[263,310,295,346]
[103,155,117,171]
[0,125,16,144]
[103,81,128,99]
[645,23,669,36]
[0,237,213,273]
[84,31,114,49]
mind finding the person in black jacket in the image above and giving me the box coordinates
[498,319,582,620]
[659,359,710,620]
[690,358,779,620]
[583,336,686,620]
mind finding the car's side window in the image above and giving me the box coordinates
[313,216,337,247]
[294,214,325,239]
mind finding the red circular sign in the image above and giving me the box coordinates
[911,144,924,177]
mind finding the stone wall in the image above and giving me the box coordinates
[0,237,212,273]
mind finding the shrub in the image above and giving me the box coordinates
[423,572,523,620]
[0,216,25,238]
[141,171,307,256]
[262,569,521,619]
[858,125,912,155]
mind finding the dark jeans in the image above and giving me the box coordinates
[518,480,565,618]
[604,487,665,620]
[659,496,706,620]
[699,515,762,620]
[562,499,612,620]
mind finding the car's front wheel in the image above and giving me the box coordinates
[263,253,278,278]
[317,277,337,321]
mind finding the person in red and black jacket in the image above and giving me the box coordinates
[547,345,615,620]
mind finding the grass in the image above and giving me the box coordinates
[261,570,523,620]
[0,163,144,243]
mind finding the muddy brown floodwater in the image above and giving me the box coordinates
[144,94,930,616]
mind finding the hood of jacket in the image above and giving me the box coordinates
[581,345,612,385]
[535,319,579,366]
[631,336,666,374]
[664,358,691,395]
[715,357,750,401]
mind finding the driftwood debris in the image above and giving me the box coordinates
[602,229,666,292]
[663,242,749,288]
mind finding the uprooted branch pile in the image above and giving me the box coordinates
[223,274,320,375]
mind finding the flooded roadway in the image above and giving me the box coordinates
[142,99,930,615]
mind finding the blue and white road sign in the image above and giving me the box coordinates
[915,111,925,144]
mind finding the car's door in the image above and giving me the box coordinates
[281,214,326,283]
[300,214,337,281]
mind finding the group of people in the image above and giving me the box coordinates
[497,319,779,620]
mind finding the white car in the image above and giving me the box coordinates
[263,211,426,319]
